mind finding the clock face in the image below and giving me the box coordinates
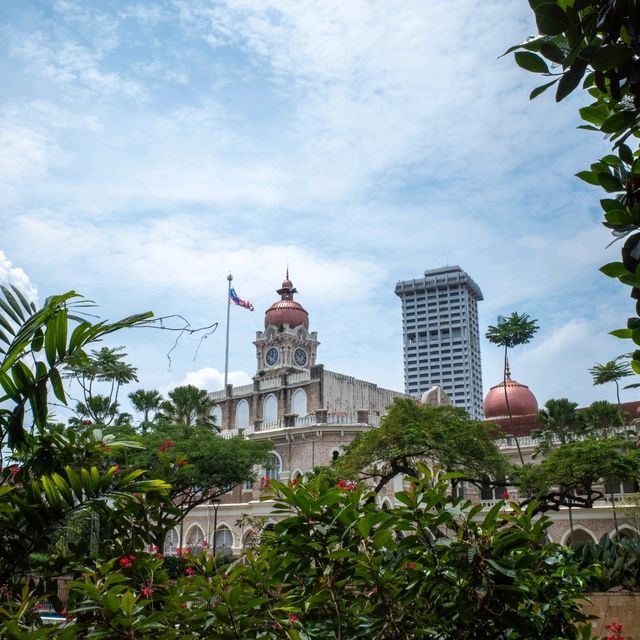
[294,348,307,366]
[265,347,279,366]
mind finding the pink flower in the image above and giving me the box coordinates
[184,546,191,554]
[404,562,416,570]
[337,479,347,488]
[83,419,92,425]
[501,490,510,500]
[260,476,270,488]
[8,465,20,476]
[289,613,299,623]
[155,552,164,559]
[119,556,133,568]
[176,546,183,555]
[140,586,154,598]
[185,566,196,576]
[199,539,209,547]
[149,545,158,552]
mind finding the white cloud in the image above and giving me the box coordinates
[0,251,38,303]
[170,366,252,391]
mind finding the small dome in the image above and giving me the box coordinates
[483,371,538,419]
[264,272,309,329]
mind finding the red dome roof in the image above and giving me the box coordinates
[264,274,309,329]
[483,372,538,419]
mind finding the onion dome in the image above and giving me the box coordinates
[483,364,538,419]
[264,271,309,330]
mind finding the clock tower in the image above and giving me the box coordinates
[254,272,319,375]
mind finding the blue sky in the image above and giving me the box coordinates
[0,0,634,417]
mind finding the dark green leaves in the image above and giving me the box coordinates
[532,2,570,35]
[515,51,550,73]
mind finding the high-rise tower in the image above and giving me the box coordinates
[394,266,484,419]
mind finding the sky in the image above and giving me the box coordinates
[0,0,634,419]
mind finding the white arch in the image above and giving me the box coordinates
[379,497,393,511]
[560,526,597,546]
[263,394,278,422]
[290,468,303,483]
[163,528,180,555]
[185,524,206,549]
[292,388,307,415]
[235,399,250,428]
[265,451,282,480]
[212,523,235,556]
[211,405,222,428]
[610,524,639,540]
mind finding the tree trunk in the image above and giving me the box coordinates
[503,346,525,465]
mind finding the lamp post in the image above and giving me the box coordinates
[211,499,221,555]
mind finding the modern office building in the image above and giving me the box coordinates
[394,266,484,419]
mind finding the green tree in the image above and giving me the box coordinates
[65,346,138,426]
[335,398,511,495]
[0,287,171,591]
[159,384,217,429]
[128,388,163,433]
[516,437,640,514]
[109,422,271,546]
[582,399,625,437]
[485,312,539,464]
[533,397,584,457]
[590,358,632,406]
[508,1,640,376]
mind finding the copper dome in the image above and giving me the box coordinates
[483,370,538,419]
[264,273,309,330]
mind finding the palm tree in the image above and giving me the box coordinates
[582,399,624,438]
[589,358,632,407]
[159,385,217,430]
[485,312,539,464]
[128,389,163,433]
[73,394,120,426]
[533,398,583,456]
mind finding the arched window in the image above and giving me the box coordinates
[212,405,222,428]
[243,530,256,550]
[263,394,278,423]
[163,528,179,555]
[235,399,249,428]
[213,526,234,556]
[186,525,205,550]
[265,452,281,480]
[563,527,597,546]
[291,388,307,416]
[612,525,639,540]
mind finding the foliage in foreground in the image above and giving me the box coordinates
[2,468,596,639]
[508,0,640,375]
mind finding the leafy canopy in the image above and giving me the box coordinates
[334,398,510,492]
[485,312,539,350]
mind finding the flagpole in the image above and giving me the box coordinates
[224,273,232,388]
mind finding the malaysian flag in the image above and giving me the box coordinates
[229,287,254,311]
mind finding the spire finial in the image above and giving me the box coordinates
[286,265,289,280]
[505,355,511,380]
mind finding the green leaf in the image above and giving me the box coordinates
[590,44,632,71]
[601,111,636,135]
[530,79,558,99]
[619,144,634,165]
[533,3,569,35]
[579,104,610,126]
[515,51,549,73]
[575,170,599,185]
[50,367,66,404]
[597,172,623,192]
[631,359,640,375]
[1,286,26,322]
[539,42,565,63]
[610,328,633,339]
[556,59,588,101]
